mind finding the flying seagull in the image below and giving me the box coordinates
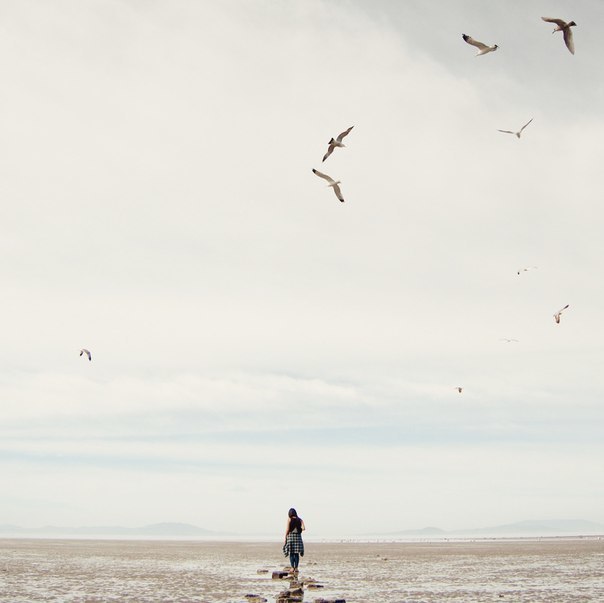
[455,387,463,394]
[498,118,533,139]
[517,266,538,275]
[541,17,576,54]
[80,348,92,361]
[500,338,519,343]
[462,34,498,56]
[322,126,354,162]
[312,168,345,202]
[553,304,570,324]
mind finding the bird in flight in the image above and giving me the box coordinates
[553,305,570,324]
[312,168,345,202]
[322,126,354,162]
[80,348,92,361]
[517,266,538,275]
[462,34,498,56]
[500,338,519,343]
[455,387,463,394]
[498,118,533,139]
[541,17,576,54]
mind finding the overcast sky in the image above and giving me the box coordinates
[1,0,603,538]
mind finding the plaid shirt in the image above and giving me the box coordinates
[283,531,304,557]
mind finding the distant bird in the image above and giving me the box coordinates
[322,126,354,162]
[312,168,345,202]
[80,348,92,361]
[517,266,538,275]
[462,34,498,56]
[455,387,463,394]
[541,17,576,55]
[553,304,570,324]
[500,338,519,343]
[498,118,533,139]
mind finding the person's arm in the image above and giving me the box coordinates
[284,518,290,542]
[300,520,306,532]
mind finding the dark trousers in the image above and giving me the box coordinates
[289,552,299,569]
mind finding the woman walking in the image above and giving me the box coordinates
[283,508,305,573]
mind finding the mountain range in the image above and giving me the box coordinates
[0,522,215,538]
[1,519,602,539]
[391,519,604,537]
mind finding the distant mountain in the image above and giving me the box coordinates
[376,519,604,538]
[0,522,216,538]
[464,519,604,536]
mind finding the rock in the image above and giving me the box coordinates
[256,568,269,574]
[244,596,267,603]
[272,571,290,580]
[313,599,346,603]
[276,591,303,603]
[306,583,324,589]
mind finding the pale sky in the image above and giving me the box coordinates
[1,0,603,538]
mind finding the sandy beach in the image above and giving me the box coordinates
[0,537,602,602]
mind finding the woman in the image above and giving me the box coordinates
[282,508,305,572]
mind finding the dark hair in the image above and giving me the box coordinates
[287,508,302,533]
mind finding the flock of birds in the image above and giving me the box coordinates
[307,15,578,394]
[78,15,579,368]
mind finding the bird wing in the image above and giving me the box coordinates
[557,304,570,314]
[336,126,354,143]
[563,28,575,54]
[312,168,335,185]
[541,17,567,27]
[462,34,488,51]
[332,183,345,202]
[322,144,335,162]
[498,129,515,135]
[520,118,533,132]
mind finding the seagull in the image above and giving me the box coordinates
[462,34,498,56]
[553,304,570,324]
[517,266,538,275]
[322,126,354,162]
[498,118,533,139]
[79,348,92,361]
[312,168,345,202]
[541,17,576,55]
[455,387,463,394]
[500,338,519,343]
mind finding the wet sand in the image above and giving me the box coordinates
[0,537,603,602]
